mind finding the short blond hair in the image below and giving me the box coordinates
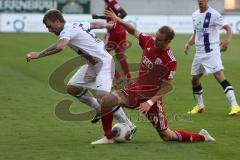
[43,9,65,24]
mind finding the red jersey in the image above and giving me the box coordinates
[120,34,176,130]
[137,33,177,85]
[121,33,177,107]
[105,0,125,33]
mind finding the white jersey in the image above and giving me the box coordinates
[192,7,227,56]
[59,22,112,65]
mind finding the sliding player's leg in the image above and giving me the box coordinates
[146,101,214,142]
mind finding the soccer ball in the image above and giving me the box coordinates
[112,123,132,142]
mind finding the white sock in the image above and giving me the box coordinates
[194,94,204,108]
[76,90,100,112]
[220,80,239,107]
[193,85,204,108]
[113,106,134,128]
[225,90,239,107]
[76,91,134,125]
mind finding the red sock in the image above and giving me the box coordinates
[101,106,113,139]
[175,130,205,142]
[118,56,131,81]
[116,52,131,82]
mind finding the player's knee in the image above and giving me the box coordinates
[101,93,119,107]
[214,71,225,82]
[160,134,171,142]
[66,85,84,96]
[159,131,172,142]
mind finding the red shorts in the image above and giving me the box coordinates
[121,84,161,106]
[105,30,127,53]
[121,85,168,131]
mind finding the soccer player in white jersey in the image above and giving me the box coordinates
[25,9,136,133]
[184,0,240,115]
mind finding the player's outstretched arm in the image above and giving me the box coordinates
[104,9,140,38]
[90,22,114,30]
[26,38,69,62]
[92,14,106,20]
[92,7,126,19]
[221,24,232,52]
[184,31,196,55]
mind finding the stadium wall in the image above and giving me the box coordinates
[0,14,240,34]
[90,0,224,15]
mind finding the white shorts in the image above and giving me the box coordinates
[191,53,224,75]
[67,59,115,92]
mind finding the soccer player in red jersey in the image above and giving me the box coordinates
[91,9,215,144]
[92,0,131,85]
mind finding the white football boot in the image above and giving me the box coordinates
[199,129,216,142]
[91,136,115,145]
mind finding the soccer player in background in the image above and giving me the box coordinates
[91,9,215,144]
[25,9,136,132]
[92,0,131,86]
[184,0,240,115]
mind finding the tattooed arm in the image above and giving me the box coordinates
[90,22,114,30]
[26,38,69,62]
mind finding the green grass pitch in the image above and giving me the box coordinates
[0,32,240,160]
